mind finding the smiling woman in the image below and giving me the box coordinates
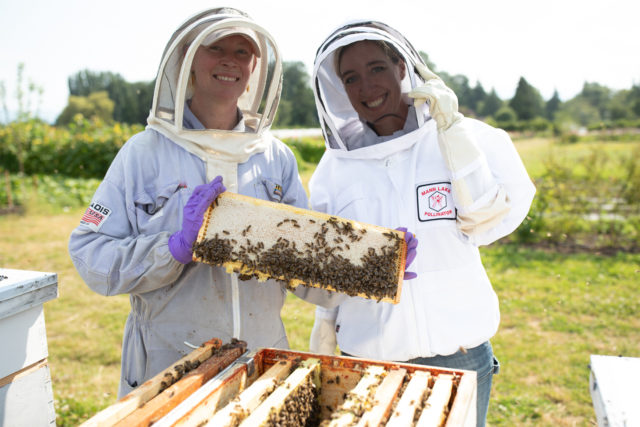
[67,7,336,402]
[336,40,408,136]
[189,34,259,130]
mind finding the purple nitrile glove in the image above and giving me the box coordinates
[169,176,226,264]
[396,227,418,280]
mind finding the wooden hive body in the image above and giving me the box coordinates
[193,192,407,303]
[85,340,477,426]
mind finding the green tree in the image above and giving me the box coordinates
[545,90,562,120]
[494,105,517,122]
[56,91,115,125]
[66,70,154,125]
[608,90,633,121]
[418,51,438,72]
[579,82,611,119]
[630,84,640,117]
[479,89,503,117]
[556,97,600,127]
[442,74,473,112]
[468,82,487,115]
[509,77,545,120]
[274,61,318,127]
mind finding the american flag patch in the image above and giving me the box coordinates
[80,202,112,231]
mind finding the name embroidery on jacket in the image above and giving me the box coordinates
[416,182,457,222]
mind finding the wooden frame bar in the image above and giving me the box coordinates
[416,374,454,427]
[386,371,431,427]
[80,338,222,427]
[114,344,245,426]
[238,358,321,426]
[356,368,407,427]
[327,365,387,426]
[205,360,294,426]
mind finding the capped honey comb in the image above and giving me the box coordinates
[192,192,407,303]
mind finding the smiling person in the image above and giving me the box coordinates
[68,7,333,399]
[307,21,536,426]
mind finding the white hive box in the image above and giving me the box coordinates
[0,268,58,426]
[590,354,640,426]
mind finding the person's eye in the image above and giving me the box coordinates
[208,45,222,53]
[371,65,386,74]
[235,49,251,58]
[343,75,357,85]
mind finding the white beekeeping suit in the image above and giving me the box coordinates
[308,20,536,360]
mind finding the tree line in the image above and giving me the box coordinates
[13,54,640,131]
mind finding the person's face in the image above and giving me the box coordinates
[191,35,257,104]
[338,41,408,136]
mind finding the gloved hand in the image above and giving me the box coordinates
[168,176,226,264]
[396,227,418,280]
[410,64,510,236]
[309,306,338,355]
[408,63,462,131]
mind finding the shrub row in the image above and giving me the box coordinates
[0,117,142,179]
[2,120,639,252]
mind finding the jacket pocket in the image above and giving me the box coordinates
[255,177,284,202]
[134,181,185,234]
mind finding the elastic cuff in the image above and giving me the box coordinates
[168,232,193,264]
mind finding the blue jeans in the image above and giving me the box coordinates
[406,341,499,427]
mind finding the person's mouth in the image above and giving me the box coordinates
[364,95,386,108]
[215,74,239,82]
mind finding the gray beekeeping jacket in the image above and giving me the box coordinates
[68,8,335,398]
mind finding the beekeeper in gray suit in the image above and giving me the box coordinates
[69,7,336,398]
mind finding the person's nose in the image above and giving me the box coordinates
[360,76,376,95]
[219,50,235,66]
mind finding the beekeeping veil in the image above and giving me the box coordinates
[147,8,282,191]
[313,20,432,156]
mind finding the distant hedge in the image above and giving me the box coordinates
[0,117,142,178]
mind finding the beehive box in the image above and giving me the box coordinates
[87,339,477,426]
[193,192,408,304]
[0,268,58,426]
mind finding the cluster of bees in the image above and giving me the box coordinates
[193,216,404,300]
[267,374,320,426]
[252,364,452,426]
[157,339,246,394]
[158,359,201,393]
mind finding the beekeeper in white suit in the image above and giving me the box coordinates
[69,7,333,398]
[308,20,535,425]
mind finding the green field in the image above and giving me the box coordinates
[1,136,639,426]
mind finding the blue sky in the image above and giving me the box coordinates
[1,0,638,123]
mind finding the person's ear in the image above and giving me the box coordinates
[398,59,406,80]
[251,55,258,72]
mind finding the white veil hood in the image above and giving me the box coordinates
[146,8,283,189]
[312,20,432,156]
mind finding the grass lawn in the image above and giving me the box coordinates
[1,136,639,425]
[1,205,638,426]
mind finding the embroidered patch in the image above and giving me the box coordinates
[273,183,283,198]
[80,202,112,231]
[416,182,456,222]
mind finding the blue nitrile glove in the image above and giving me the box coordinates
[396,227,418,280]
[169,176,226,264]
